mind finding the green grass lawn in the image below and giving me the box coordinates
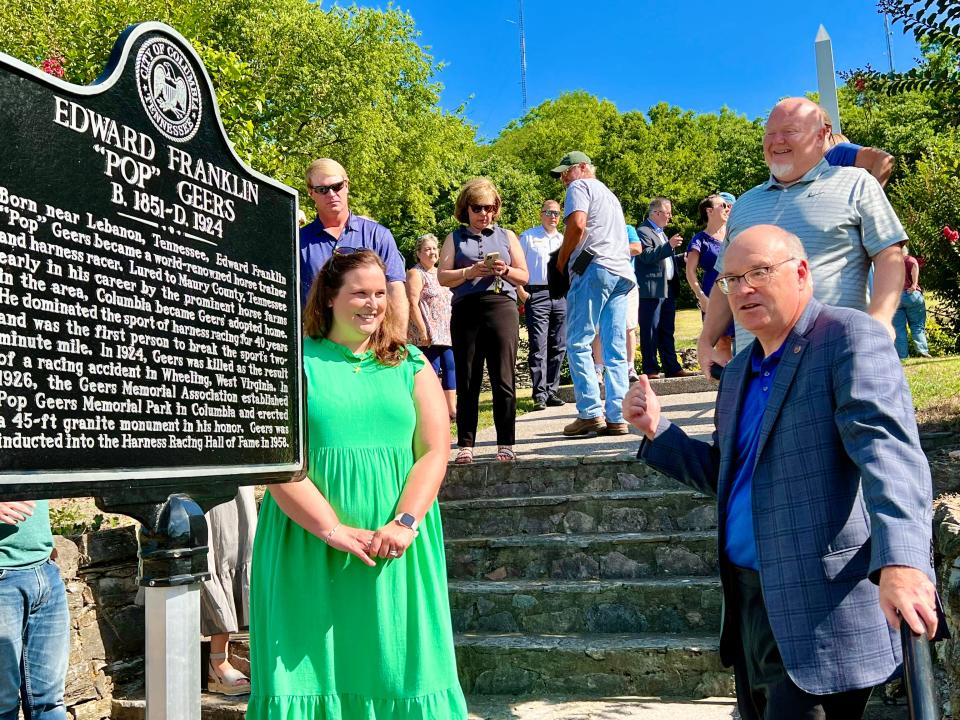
[903,355,960,431]
[674,307,703,351]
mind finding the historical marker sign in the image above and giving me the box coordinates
[0,23,303,499]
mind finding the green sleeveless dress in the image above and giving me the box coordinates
[247,338,467,719]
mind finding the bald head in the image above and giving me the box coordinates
[727,224,807,262]
[763,97,830,184]
[722,225,812,353]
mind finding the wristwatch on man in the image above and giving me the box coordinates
[394,512,420,535]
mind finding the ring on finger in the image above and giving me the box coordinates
[388,549,399,557]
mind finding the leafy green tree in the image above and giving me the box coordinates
[488,91,620,200]
[833,1,960,344]
[0,0,478,248]
[889,135,960,348]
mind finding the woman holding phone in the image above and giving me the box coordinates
[438,177,528,464]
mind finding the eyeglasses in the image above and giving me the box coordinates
[715,258,798,294]
[470,204,496,214]
[541,210,560,217]
[310,180,348,195]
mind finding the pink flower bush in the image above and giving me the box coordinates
[40,54,65,78]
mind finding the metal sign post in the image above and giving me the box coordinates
[0,22,305,717]
[140,494,209,720]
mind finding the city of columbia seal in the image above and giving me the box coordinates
[136,37,202,142]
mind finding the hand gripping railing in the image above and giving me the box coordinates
[901,618,938,720]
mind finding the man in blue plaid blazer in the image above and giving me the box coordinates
[625,225,940,719]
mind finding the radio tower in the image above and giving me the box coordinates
[518,0,528,111]
[883,10,896,74]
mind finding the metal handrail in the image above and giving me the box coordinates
[901,618,939,720]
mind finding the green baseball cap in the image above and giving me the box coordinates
[551,151,592,177]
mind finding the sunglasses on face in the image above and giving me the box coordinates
[470,204,496,214]
[310,180,348,195]
[542,210,560,217]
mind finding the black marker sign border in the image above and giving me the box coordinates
[0,22,305,501]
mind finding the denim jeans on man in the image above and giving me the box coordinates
[0,559,69,720]
[893,289,929,359]
[566,262,632,422]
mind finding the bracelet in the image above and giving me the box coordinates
[322,523,341,544]
[461,268,467,280]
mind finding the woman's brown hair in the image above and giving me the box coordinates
[453,177,502,224]
[303,249,407,366]
[698,194,723,224]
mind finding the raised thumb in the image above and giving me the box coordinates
[637,374,653,393]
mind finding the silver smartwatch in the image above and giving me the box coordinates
[394,512,419,533]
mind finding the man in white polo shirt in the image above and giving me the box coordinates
[697,97,907,377]
[553,151,636,437]
[518,200,567,411]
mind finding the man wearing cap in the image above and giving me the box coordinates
[634,197,695,378]
[518,199,567,411]
[299,157,408,329]
[553,151,636,437]
[697,97,905,378]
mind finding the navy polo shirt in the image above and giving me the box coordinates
[724,340,786,570]
[299,212,406,307]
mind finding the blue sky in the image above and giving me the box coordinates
[342,0,922,139]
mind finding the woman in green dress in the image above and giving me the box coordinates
[248,250,467,719]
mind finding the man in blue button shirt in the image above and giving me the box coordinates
[299,158,408,330]
[625,224,940,720]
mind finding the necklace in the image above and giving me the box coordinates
[323,337,371,374]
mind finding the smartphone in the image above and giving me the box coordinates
[710,363,724,380]
[483,251,500,267]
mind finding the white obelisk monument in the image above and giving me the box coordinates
[815,24,841,133]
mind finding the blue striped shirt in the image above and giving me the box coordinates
[718,159,906,352]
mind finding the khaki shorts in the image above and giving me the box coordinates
[626,286,639,330]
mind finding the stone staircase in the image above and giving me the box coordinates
[443,456,731,699]
[115,456,731,719]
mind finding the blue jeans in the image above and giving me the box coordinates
[0,559,69,720]
[893,290,929,359]
[566,263,633,422]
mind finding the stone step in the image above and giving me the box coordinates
[556,374,716,400]
[449,577,722,634]
[113,691,908,720]
[442,490,715,538]
[441,457,687,501]
[446,531,718,580]
[455,632,729,698]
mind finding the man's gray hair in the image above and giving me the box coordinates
[648,196,671,215]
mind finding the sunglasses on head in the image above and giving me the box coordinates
[333,245,362,257]
[310,180,347,195]
[470,204,496,214]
